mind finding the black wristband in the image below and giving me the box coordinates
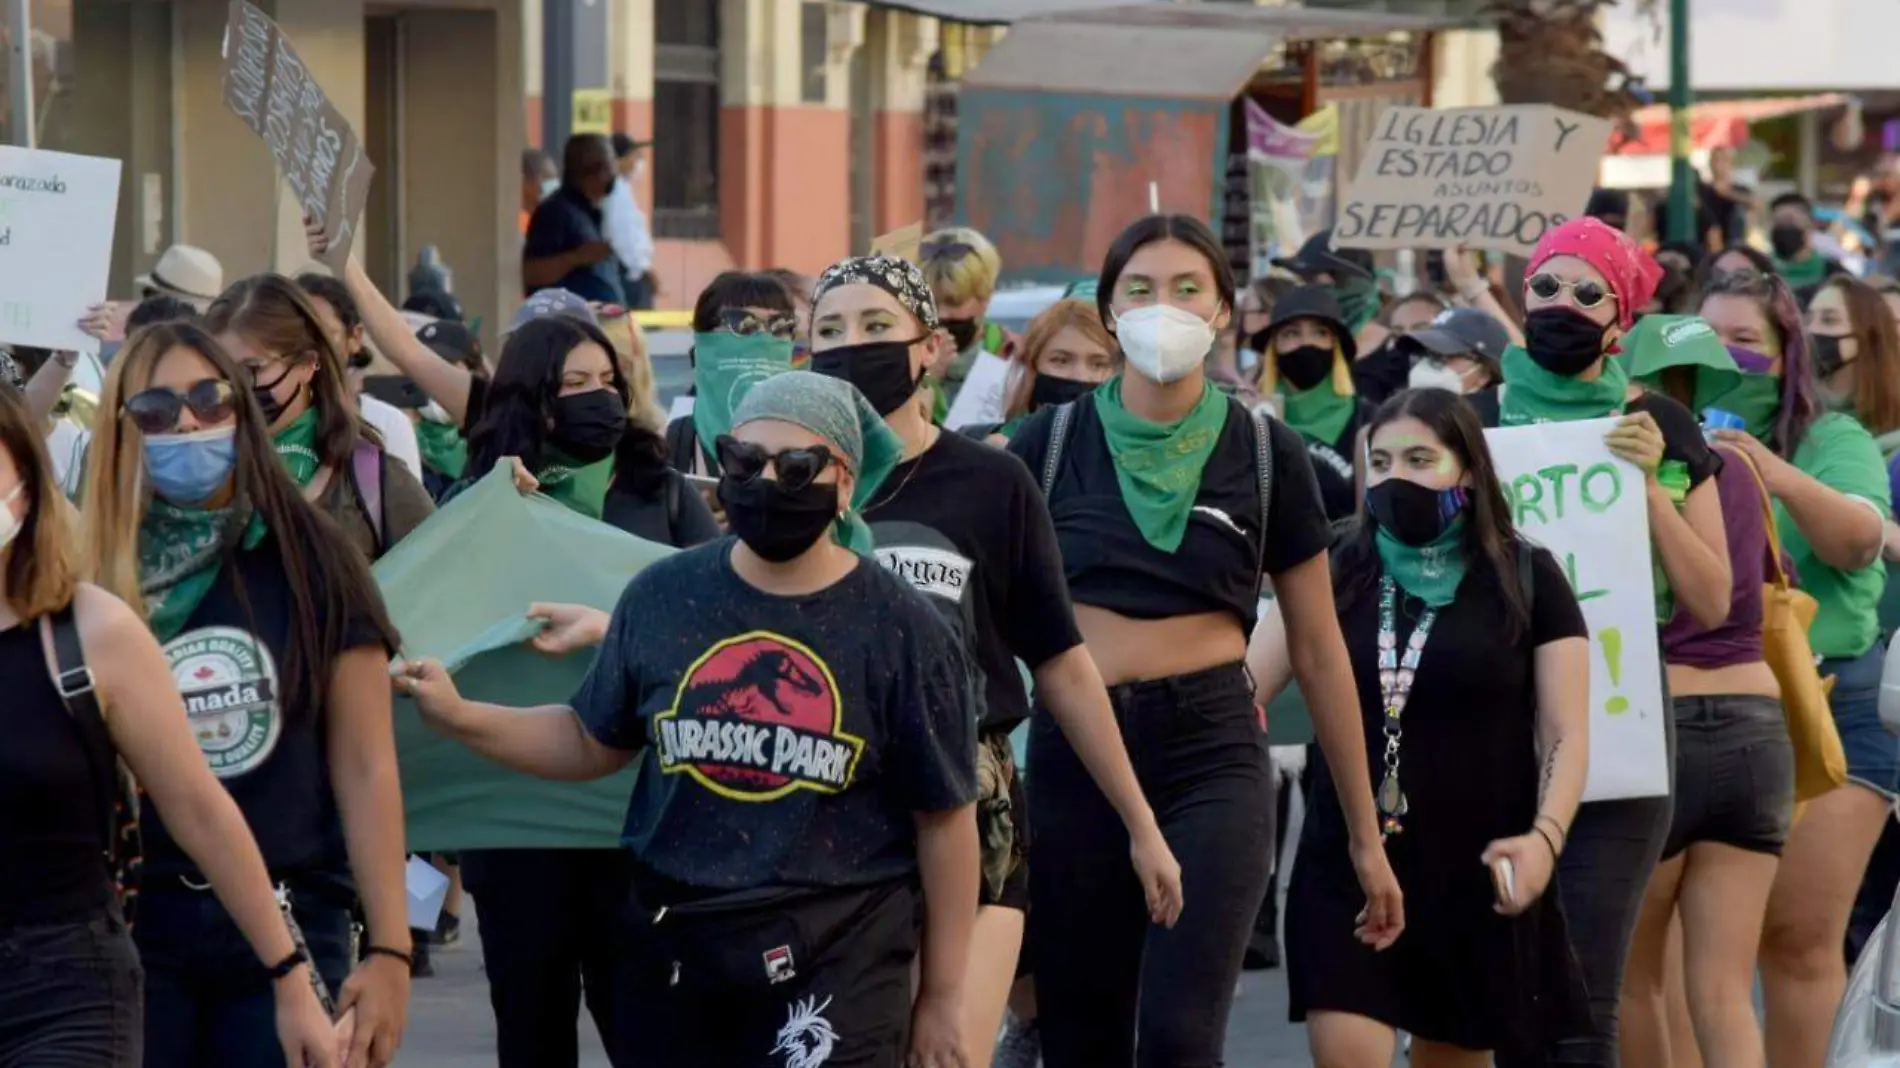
[265,947,309,980]
[363,944,413,967]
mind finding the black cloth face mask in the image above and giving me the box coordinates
[942,318,981,352]
[809,339,925,417]
[548,388,628,463]
[1811,334,1854,380]
[1276,344,1335,392]
[1769,224,1808,260]
[1523,308,1610,377]
[717,475,840,562]
[1029,373,1095,411]
[1366,477,1466,547]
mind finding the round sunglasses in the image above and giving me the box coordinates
[1526,273,1615,310]
[714,434,836,493]
[123,378,238,435]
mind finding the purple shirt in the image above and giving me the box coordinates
[1661,451,1767,668]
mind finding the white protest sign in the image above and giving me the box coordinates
[0,147,123,355]
[404,854,451,931]
[944,351,1014,430]
[1485,419,1668,801]
[1336,105,1611,257]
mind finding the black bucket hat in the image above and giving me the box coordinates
[1265,284,1358,362]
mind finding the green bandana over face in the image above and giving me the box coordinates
[1773,253,1830,291]
[272,407,322,487]
[1499,345,1628,426]
[415,419,467,480]
[1093,375,1230,552]
[139,499,267,641]
[1694,372,1782,442]
[1332,275,1381,335]
[1279,378,1355,447]
[534,448,615,521]
[1376,517,1467,607]
[692,331,794,467]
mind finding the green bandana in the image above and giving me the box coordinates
[1333,275,1381,335]
[1499,345,1628,426]
[139,499,267,642]
[415,419,467,480]
[1094,375,1230,552]
[272,408,322,487]
[1773,253,1830,291]
[1279,379,1355,447]
[1694,372,1782,441]
[692,331,795,468]
[1375,518,1467,607]
[535,448,615,520]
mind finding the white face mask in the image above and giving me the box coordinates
[1114,304,1219,384]
[0,483,22,552]
[1408,358,1474,394]
[540,177,560,199]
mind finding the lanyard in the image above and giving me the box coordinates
[1375,576,1438,838]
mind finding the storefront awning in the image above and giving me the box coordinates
[1614,93,1850,155]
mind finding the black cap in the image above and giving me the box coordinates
[611,132,652,158]
[1265,284,1358,362]
[1271,229,1373,282]
[416,319,483,369]
[1397,307,1511,364]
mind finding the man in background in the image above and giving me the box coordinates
[521,147,557,236]
[523,134,623,304]
[604,132,657,310]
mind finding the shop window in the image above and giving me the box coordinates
[801,2,828,105]
[654,0,720,239]
[0,1,71,149]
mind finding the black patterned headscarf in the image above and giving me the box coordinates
[0,349,21,391]
[812,255,940,331]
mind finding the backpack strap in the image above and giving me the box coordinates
[1517,539,1536,616]
[351,441,386,555]
[664,470,684,537]
[1040,401,1078,498]
[40,605,117,864]
[1248,406,1275,593]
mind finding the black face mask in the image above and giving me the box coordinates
[1811,334,1853,380]
[253,361,299,425]
[1366,478,1466,547]
[1276,344,1335,392]
[1769,223,1808,260]
[547,389,628,463]
[718,475,840,563]
[809,340,923,417]
[1522,308,1609,377]
[942,318,981,352]
[1030,374,1095,411]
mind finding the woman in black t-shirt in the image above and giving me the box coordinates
[1252,386,1592,1063]
[1256,284,1371,522]
[80,321,411,1067]
[1007,214,1400,1067]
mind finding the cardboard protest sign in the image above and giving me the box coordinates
[943,351,1015,430]
[375,466,674,850]
[871,222,923,263]
[0,147,121,355]
[1336,105,1611,257]
[221,0,373,271]
[1485,419,1669,801]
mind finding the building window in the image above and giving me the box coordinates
[654,0,720,239]
[800,2,829,105]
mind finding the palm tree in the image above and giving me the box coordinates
[1487,0,1662,122]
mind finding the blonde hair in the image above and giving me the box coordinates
[1003,300,1116,420]
[919,227,1003,307]
[1255,338,1354,398]
[598,312,666,433]
[0,385,78,621]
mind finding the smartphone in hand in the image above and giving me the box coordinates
[1490,857,1516,909]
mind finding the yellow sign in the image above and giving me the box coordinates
[1298,104,1340,158]
[572,90,611,136]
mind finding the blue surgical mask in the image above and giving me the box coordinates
[539,177,559,199]
[144,426,238,506]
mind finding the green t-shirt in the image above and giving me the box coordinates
[1777,412,1892,658]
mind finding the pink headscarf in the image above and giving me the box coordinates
[1527,217,1663,330]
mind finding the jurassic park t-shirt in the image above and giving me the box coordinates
[140,535,388,880]
[572,541,981,893]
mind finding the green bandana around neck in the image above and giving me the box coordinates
[1279,378,1355,447]
[1693,371,1782,442]
[1375,518,1467,607]
[1094,375,1230,552]
[139,498,268,642]
[534,448,616,520]
[1773,253,1830,290]
[692,331,795,469]
[1333,275,1381,334]
[272,407,322,487]
[414,419,467,480]
[1499,345,1628,426]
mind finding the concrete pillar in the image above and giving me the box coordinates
[269,0,366,277]
[175,0,279,279]
[610,0,654,211]
[865,9,934,235]
[63,0,175,291]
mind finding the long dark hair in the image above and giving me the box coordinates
[1697,268,1820,455]
[692,271,794,333]
[83,321,399,718]
[466,315,670,495]
[1095,214,1237,331]
[1819,274,1900,435]
[1332,388,1531,644]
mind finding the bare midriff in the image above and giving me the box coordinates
[1075,605,1247,687]
[1666,659,1780,700]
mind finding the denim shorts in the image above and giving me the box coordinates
[1663,694,1795,858]
[0,908,143,1067]
[1825,642,1898,799]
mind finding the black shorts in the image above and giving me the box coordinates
[612,881,919,1067]
[979,730,1029,912]
[1663,694,1795,859]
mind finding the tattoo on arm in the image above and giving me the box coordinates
[1538,737,1562,805]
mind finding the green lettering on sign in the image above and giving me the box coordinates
[1581,462,1623,513]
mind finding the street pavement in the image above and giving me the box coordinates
[395,905,1313,1066]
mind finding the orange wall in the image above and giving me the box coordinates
[872,109,925,235]
[719,104,852,278]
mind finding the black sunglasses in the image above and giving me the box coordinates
[1526,272,1614,309]
[920,240,977,263]
[123,379,238,435]
[717,308,798,341]
[715,435,836,493]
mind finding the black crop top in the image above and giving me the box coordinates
[1008,395,1334,626]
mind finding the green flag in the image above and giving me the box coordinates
[373,465,675,851]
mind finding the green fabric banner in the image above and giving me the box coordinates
[373,465,675,851]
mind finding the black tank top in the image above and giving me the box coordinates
[0,621,114,927]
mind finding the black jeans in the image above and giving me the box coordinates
[461,848,634,1068]
[0,907,141,1067]
[1029,662,1273,1068]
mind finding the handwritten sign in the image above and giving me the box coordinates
[220,0,373,271]
[943,352,1014,431]
[0,147,122,355]
[1486,419,1668,801]
[871,222,923,263]
[1336,105,1611,257]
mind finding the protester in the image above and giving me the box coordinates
[919,228,1013,414]
[1807,275,1900,434]
[79,321,411,1067]
[0,383,342,1068]
[520,147,557,236]
[1496,216,1734,1068]
[399,370,982,1067]
[403,287,463,324]
[1255,285,1369,521]
[409,318,486,499]
[1344,293,1443,410]
[604,133,657,309]
[75,244,225,347]
[1697,267,1892,1068]
[595,306,668,433]
[974,298,1119,444]
[1272,229,1382,345]
[1007,214,1396,1066]
[806,252,1183,1066]
[763,266,816,364]
[1398,307,1510,399]
[1769,193,1848,296]
[202,273,435,561]
[1252,386,1590,1063]
[1615,315,1790,1068]
[523,133,623,304]
[296,272,426,482]
[662,271,799,478]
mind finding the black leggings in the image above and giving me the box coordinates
[1028,662,1273,1068]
